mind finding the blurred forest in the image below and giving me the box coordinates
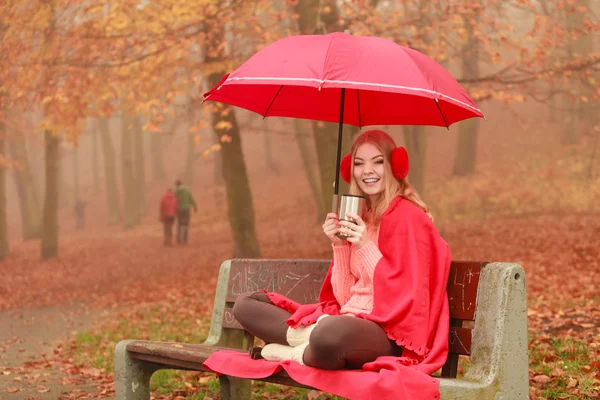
[0,0,598,260]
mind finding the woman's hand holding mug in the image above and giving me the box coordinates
[339,212,369,250]
[323,213,347,247]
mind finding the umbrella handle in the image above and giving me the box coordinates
[332,194,339,214]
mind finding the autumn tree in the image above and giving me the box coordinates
[184,103,196,185]
[453,12,482,176]
[294,119,324,220]
[1,0,597,261]
[347,0,599,175]
[132,115,146,218]
[121,112,139,228]
[0,20,8,259]
[90,126,101,193]
[205,19,261,258]
[150,131,166,181]
[0,118,8,261]
[8,130,42,239]
[97,117,121,224]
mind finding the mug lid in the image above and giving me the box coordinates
[341,194,366,199]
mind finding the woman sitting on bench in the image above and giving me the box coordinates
[206,129,452,400]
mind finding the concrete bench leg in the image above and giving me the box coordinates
[115,340,162,400]
[219,375,252,400]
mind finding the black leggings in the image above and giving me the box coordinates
[232,292,401,370]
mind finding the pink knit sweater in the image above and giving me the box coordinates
[331,225,383,315]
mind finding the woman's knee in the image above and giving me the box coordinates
[309,316,355,355]
[232,291,262,320]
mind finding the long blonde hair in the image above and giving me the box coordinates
[348,130,432,225]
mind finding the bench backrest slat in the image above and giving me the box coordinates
[446,261,483,321]
[222,259,485,378]
[225,259,330,304]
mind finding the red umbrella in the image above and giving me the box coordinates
[203,32,484,210]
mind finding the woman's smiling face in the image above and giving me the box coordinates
[353,143,385,200]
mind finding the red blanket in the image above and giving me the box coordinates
[204,197,451,399]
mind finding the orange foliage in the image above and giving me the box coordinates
[1,0,598,142]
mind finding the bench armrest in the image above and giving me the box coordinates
[203,260,233,346]
[466,262,528,397]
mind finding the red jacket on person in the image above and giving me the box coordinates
[159,192,178,221]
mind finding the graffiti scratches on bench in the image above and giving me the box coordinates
[447,262,482,320]
[449,328,469,354]
[230,265,323,303]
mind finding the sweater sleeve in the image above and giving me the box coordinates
[331,243,354,306]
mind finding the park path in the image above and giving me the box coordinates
[0,305,114,399]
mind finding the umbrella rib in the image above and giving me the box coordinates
[434,98,450,130]
[356,89,362,128]
[263,85,283,118]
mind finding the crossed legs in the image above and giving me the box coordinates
[233,292,400,370]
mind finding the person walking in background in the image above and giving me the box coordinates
[174,179,197,245]
[74,199,87,230]
[159,188,178,246]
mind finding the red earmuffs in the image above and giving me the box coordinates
[340,146,410,183]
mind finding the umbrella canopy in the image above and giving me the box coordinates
[203,32,484,127]
[203,32,484,212]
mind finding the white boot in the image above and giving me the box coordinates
[261,342,309,366]
[261,343,295,362]
[286,314,329,347]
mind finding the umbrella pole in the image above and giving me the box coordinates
[332,88,346,214]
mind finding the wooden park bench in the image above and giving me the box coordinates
[115,259,529,399]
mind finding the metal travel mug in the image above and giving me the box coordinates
[336,194,366,239]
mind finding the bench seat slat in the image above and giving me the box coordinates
[126,341,315,390]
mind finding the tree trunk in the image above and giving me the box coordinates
[121,113,138,228]
[9,137,42,240]
[73,145,79,201]
[453,118,480,176]
[150,132,166,181]
[132,115,146,219]
[0,29,7,259]
[184,106,196,185]
[403,125,427,196]
[97,117,121,224]
[262,119,278,173]
[41,130,60,259]
[453,16,481,176]
[91,125,100,193]
[59,147,69,209]
[0,121,9,261]
[213,131,224,186]
[562,0,595,145]
[294,119,324,220]
[206,25,260,258]
[312,121,341,214]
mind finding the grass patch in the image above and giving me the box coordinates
[529,335,599,399]
[151,370,189,394]
[67,296,212,375]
